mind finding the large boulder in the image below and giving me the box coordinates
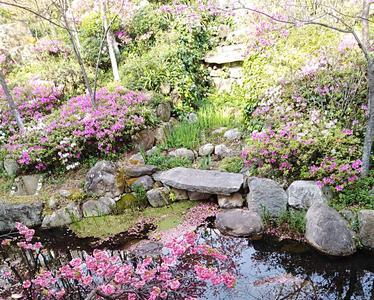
[215,209,263,237]
[132,128,155,151]
[42,203,82,228]
[82,197,115,218]
[247,177,287,217]
[158,167,243,195]
[287,180,328,209]
[2,157,19,176]
[0,202,43,232]
[358,210,374,250]
[85,161,124,198]
[218,193,244,208]
[156,102,171,122]
[147,187,170,207]
[305,203,356,256]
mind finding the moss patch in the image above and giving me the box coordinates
[69,200,198,238]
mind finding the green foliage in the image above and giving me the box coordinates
[198,155,212,170]
[144,148,192,170]
[275,210,306,235]
[164,106,238,149]
[79,12,121,67]
[218,157,243,173]
[335,171,374,209]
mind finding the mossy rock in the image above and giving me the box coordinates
[116,193,139,211]
[218,157,244,173]
[68,189,87,202]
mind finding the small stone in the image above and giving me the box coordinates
[247,177,287,217]
[42,203,82,228]
[215,209,263,237]
[155,122,173,144]
[12,175,43,196]
[146,146,158,156]
[168,148,195,161]
[147,187,170,207]
[125,165,158,178]
[187,112,198,123]
[198,143,215,156]
[188,191,212,200]
[130,175,154,191]
[214,144,232,158]
[82,197,115,217]
[129,153,145,165]
[218,193,244,208]
[59,189,72,198]
[287,181,328,209]
[224,128,241,140]
[160,83,171,95]
[171,188,188,200]
[358,210,374,250]
[132,241,163,257]
[305,203,356,256]
[156,102,171,122]
[212,127,227,135]
[48,198,59,210]
[3,158,19,176]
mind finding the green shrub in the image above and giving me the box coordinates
[144,149,192,170]
[275,210,306,235]
[218,157,243,173]
[335,171,374,209]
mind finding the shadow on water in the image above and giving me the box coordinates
[1,224,373,300]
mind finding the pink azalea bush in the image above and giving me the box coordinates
[2,87,153,172]
[0,223,236,299]
[34,39,70,56]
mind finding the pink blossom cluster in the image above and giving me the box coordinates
[1,225,236,299]
[4,87,150,172]
[309,158,362,191]
[34,39,69,56]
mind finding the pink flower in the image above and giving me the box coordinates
[100,284,115,295]
[168,279,181,290]
[342,129,353,136]
[22,280,31,289]
[335,185,344,192]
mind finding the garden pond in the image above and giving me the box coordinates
[2,223,373,300]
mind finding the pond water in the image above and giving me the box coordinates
[1,224,374,300]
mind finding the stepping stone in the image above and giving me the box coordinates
[157,167,243,195]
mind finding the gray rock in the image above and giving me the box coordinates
[85,161,124,198]
[340,209,356,223]
[155,122,173,143]
[133,128,155,151]
[212,127,227,135]
[160,83,171,95]
[156,102,171,122]
[132,241,163,257]
[188,191,213,200]
[358,210,374,250]
[130,175,154,191]
[0,202,43,232]
[171,188,189,200]
[305,203,356,256]
[198,143,215,156]
[224,128,241,140]
[247,177,287,217]
[125,165,157,178]
[215,209,263,237]
[146,146,159,156]
[3,158,19,176]
[48,198,59,210]
[59,189,72,198]
[128,153,145,165]
[158,167,243,195]
[205,44,247,64]
[187,112,198,123]
[147,187,170,207]
[287,181,328,209]
[12,175,43,196]
[168,148,195,161]
[42,203,82,228]
[218,193,244,208]
[214,144,232,158]
[82,197,115,217]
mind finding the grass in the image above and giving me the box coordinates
[275,210,307,234]
[144,148,192,170]
[218,157,244,173]
[70,200,197,238]
[163,106,240,150]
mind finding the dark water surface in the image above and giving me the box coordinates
[2,226,374,300]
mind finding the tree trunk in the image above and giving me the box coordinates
[362,61,374,176]
[100,0,120,82]
[0,72,25,132]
